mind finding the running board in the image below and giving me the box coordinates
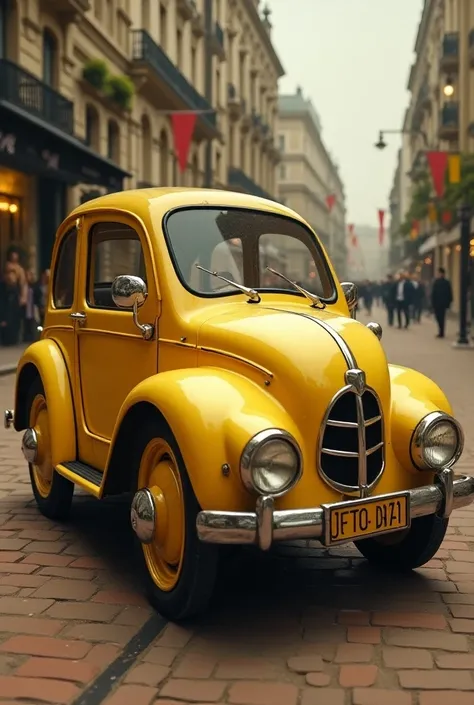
[56,460,103,497]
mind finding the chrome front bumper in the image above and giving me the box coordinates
[196,471,474,550]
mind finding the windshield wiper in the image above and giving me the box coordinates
[266,267,326,309]
[195,264,261,303]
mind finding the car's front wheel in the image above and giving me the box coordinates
[354,513,448,570]
[132,420,219,621]
[26,377,74,521]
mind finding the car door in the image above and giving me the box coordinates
[45,222,81,379]
[73,214,160,470]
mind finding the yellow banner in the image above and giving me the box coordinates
[448,153,461,184]
[428,202,437,222]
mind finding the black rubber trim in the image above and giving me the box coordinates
[71,613,168,705]
[62,460,103,487]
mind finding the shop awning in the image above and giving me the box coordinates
[0,102,130,190]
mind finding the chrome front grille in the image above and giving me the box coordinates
[319,387,384,494]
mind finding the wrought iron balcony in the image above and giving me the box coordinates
[440,32,459,72]
[439,101,459,141]
[0,59,74,134]
[228,167,272,200]
[132,30,216,131]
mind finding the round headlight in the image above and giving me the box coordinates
[240,429,302,496]
[411,411,464,471]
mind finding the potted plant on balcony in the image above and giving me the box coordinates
[106,74,134,111]
[82,59,109,90]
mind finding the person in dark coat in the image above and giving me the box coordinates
[411,274,426,323]
[382,274,396,326]
[395,271,415,329]
[0,264,22,346]
[431,267,453,338]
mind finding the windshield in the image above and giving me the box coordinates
[163,207,335,301]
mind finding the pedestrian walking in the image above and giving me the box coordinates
[395,271,414,329]
[0,263,22,346]
[431,267,453,338]
[411,274,425,323]
[382,274,396,326]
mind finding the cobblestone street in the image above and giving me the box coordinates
[0,307,473,705]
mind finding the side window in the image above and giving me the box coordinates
[53,227,77,309]
[87,222,147,309]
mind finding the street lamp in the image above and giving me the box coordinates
[443,77,454,97]
[374,128,429,149]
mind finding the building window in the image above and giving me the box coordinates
[160,3,167,50]
[177,29,182,68]
[0,0,6,59]
[159,129,169,185]
[42,29,57,87]
[191,46,196,85]
[94,0,102,19]
[278,134,285,152]
[192,153,199,187]
[85,104,100,151]
[107,120,120,162]
[215,150,221,183]
[279,164,286,180]
[105,0,113,32]
[141,114,152,183]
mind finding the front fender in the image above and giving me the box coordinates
[14,340,76,467]
[389,363,453,472]
[108,367,302,512]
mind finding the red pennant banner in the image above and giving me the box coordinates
[171,112,197,173]
[426,151,449,198]
[326,194,336,212]
[442,210,452,225]
[377,209,385,245]
[348,223,357,247]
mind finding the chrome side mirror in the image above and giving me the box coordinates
[341,281,358,319]
[111,275,154,340]
[112,274,147,309]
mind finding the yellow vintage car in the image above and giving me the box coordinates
[4,188,473,620]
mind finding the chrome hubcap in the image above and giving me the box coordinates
[131,488,156,544]
[21,428,38,464]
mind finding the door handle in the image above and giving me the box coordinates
[69,311,87,326]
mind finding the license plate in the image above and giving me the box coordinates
[322,492,410,546]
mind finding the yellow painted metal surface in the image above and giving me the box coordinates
[14,187,460,513]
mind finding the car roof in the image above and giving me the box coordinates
[69,187,300,222]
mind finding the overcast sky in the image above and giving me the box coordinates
[267,0,424,227]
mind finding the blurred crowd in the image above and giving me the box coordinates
[0,246,49,347]
[357,268,453,339]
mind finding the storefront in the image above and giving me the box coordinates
[0,102,129,274]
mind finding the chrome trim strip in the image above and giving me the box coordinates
[259,307,357,369]
[325,415,381,429]
[196,473,474,545]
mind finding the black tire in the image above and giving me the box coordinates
[355,513,448,570]
[26,377,74,521]
[133,418,219,621]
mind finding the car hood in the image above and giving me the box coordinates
[197,302,391,428]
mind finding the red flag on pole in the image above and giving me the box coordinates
[171,112,197,172]
[426,151,449,198]
[348,223,357,247]
[377,209,385,245]
[326,194,336,212]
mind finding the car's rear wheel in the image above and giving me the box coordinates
[354,513,448,569]
[132,419,218,621]
[26,377,74,520]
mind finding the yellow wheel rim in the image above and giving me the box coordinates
[138,438,185,592]
[29,394,53,499]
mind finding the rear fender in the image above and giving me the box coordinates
[14,340,76,467]
[103,367,301,512]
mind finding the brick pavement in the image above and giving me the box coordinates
[0,307,472,704]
